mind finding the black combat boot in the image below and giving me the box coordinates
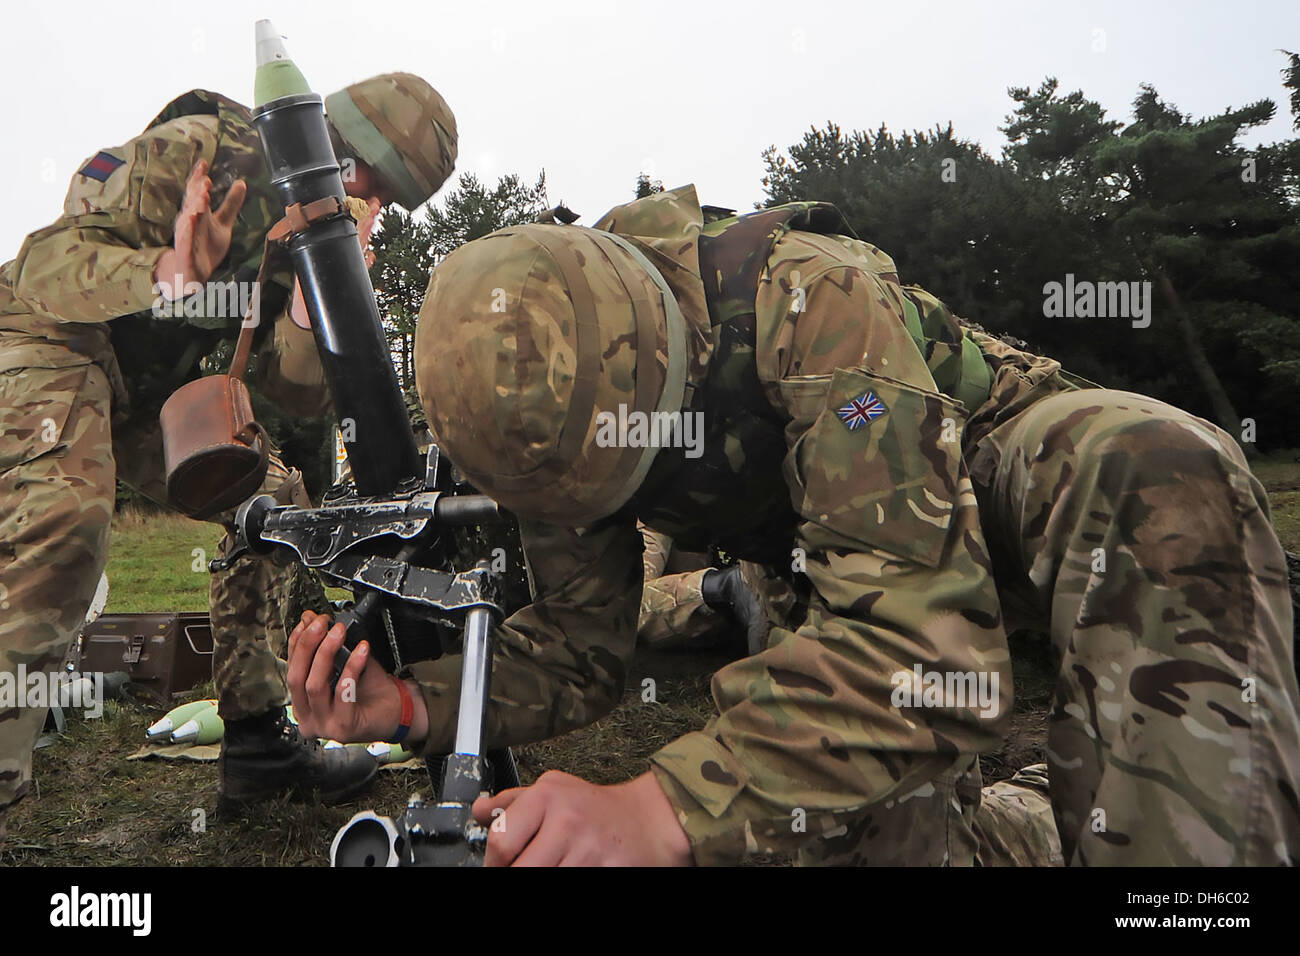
[702,564,771,656]
[218,705,378,807]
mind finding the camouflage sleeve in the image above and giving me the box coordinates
[649,232,1012,864]
[10,116,220,323]
[636,523,726,646]
[405,512,643,755]
[640,523,672,581]
[639,567,722,648]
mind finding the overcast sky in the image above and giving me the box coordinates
[3,0,1296,257]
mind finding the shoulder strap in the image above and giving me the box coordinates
[697,202,854,327]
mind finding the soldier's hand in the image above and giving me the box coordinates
[286,610,428,744]
[472,770,694,867]
[356,196,381,268]
[159,159,247,292]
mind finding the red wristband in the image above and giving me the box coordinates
[388,675,413,744]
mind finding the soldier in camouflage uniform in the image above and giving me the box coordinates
[0,75,457,831]
[289,185,1298,866]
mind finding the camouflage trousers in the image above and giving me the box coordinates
[638,525,798,651]
[796,755,1064,866]
[0,361,317,815]
[801,387,1299,865]
[638,526,723,648]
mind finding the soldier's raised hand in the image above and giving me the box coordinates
[156,159,247,293]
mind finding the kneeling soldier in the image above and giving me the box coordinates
[289,186,1299,866]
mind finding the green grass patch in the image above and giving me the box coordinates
[1252,451,1300,552]
[103,508,224,614]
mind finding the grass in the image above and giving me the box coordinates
[5,453,1297,866]
[102,508,222,614]
[1,685,428,866]
[1253,449,1300,552]
[103,507,352,612]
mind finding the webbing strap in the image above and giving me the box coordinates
[898,294,927,358]
[955,335,993,412]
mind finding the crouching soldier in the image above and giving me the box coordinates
[0,74,457,835]
[288,185,1299,866]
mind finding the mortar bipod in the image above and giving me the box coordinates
[331,565,504,867]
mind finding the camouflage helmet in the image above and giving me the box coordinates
[415,225,688,526]
[325,73,457,210]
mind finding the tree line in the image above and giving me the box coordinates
[762,62,1300,452]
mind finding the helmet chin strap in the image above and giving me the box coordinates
[592,231,689,516]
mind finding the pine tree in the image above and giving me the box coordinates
[763,75,1300,448]
[635,172,664,198]
[368,171,550,396]
[425,171,550,257]
[1090,86,1300,445]
[368,206,434,392]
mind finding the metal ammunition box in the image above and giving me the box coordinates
[73,613,215,703]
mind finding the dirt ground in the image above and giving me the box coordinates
[0,635,1054,867]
